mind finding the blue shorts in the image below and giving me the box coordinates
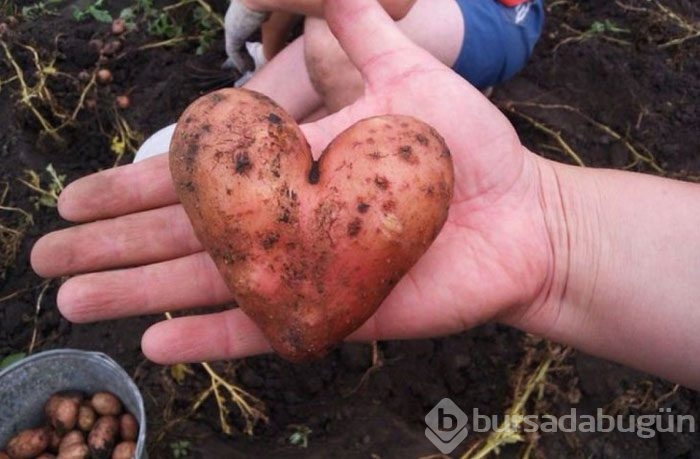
[452,0,544,88]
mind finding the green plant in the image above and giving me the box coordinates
[146,11,183,38]
[193,5,217,55]
[0,352,25,371]
[72,0,112,23]
[554,18,631,52]
[2,0,17,17]
[117,5,139,31]
[589,19,630,35]
[131,0,223,53]
[20,0,62,20]
[288,425,311,448]
[19,164,65,209]
[170,440,190,458]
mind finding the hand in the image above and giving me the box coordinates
[222,0,267,72]
[31,0,556,364]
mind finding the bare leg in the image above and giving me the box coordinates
[244,35,324,121]
[304,0,464,112]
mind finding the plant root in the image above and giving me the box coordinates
[460,340,574,459]
[161,312,268,436]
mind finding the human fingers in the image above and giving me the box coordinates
[142,309,271,363]
[138,269,471,364]
[31,204,201,277]
[139,239,480,363]
[58,153,178,222]
[56,251,233,322]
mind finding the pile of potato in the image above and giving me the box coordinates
[1,391,138,459]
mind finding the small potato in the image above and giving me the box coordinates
[36,454,56,459]
[45,395,80,434]
[56,443,89,459]
[111,441,136,459]
[58,431,84,452]
[0,451,10,459]
[111,18,125,35]
[115,95,130,110]
[77,404,97,432]
[87,416,119,459]
[91,392,122,416]
[5,427,50,459]
[96,69,113,85]
[119,413,138,442]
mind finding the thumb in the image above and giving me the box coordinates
[324,0,438,87]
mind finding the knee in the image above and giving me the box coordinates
[303,18,363,111]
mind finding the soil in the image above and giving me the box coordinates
[1,1,699,458]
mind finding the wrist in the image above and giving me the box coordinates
[504,158,700,388]
[502,156,604,340]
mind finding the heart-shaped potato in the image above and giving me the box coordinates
[170,88,454,362]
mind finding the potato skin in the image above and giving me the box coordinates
[45,394,80,435]
[118,414,138,442]
[5,427,50,459]
[56,443,89,459]
[77,404,96,432]
[58,431,84,453]
[111,441,136,459]
[91,392,122,417]
[170,88,454,361]
[87,416,119,459]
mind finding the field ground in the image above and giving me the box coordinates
[1,0,699,457]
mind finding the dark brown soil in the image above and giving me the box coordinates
[1,1,698,458]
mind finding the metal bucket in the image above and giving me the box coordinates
[0,349,147,458]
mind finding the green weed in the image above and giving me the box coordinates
[72,0,113,23]
[19,164,65,209]
[288,425,312,448]
[170,439,190,458]
[0,352,25,370]
[20,0,62,20]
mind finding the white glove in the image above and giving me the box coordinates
[234,41,268,87]
[222,1,268,72]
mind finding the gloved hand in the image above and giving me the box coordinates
[234,41,268,87]
[222,0,268,72]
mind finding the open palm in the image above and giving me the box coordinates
[31,0,553,363]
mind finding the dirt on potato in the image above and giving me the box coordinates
[1,0,699,458]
